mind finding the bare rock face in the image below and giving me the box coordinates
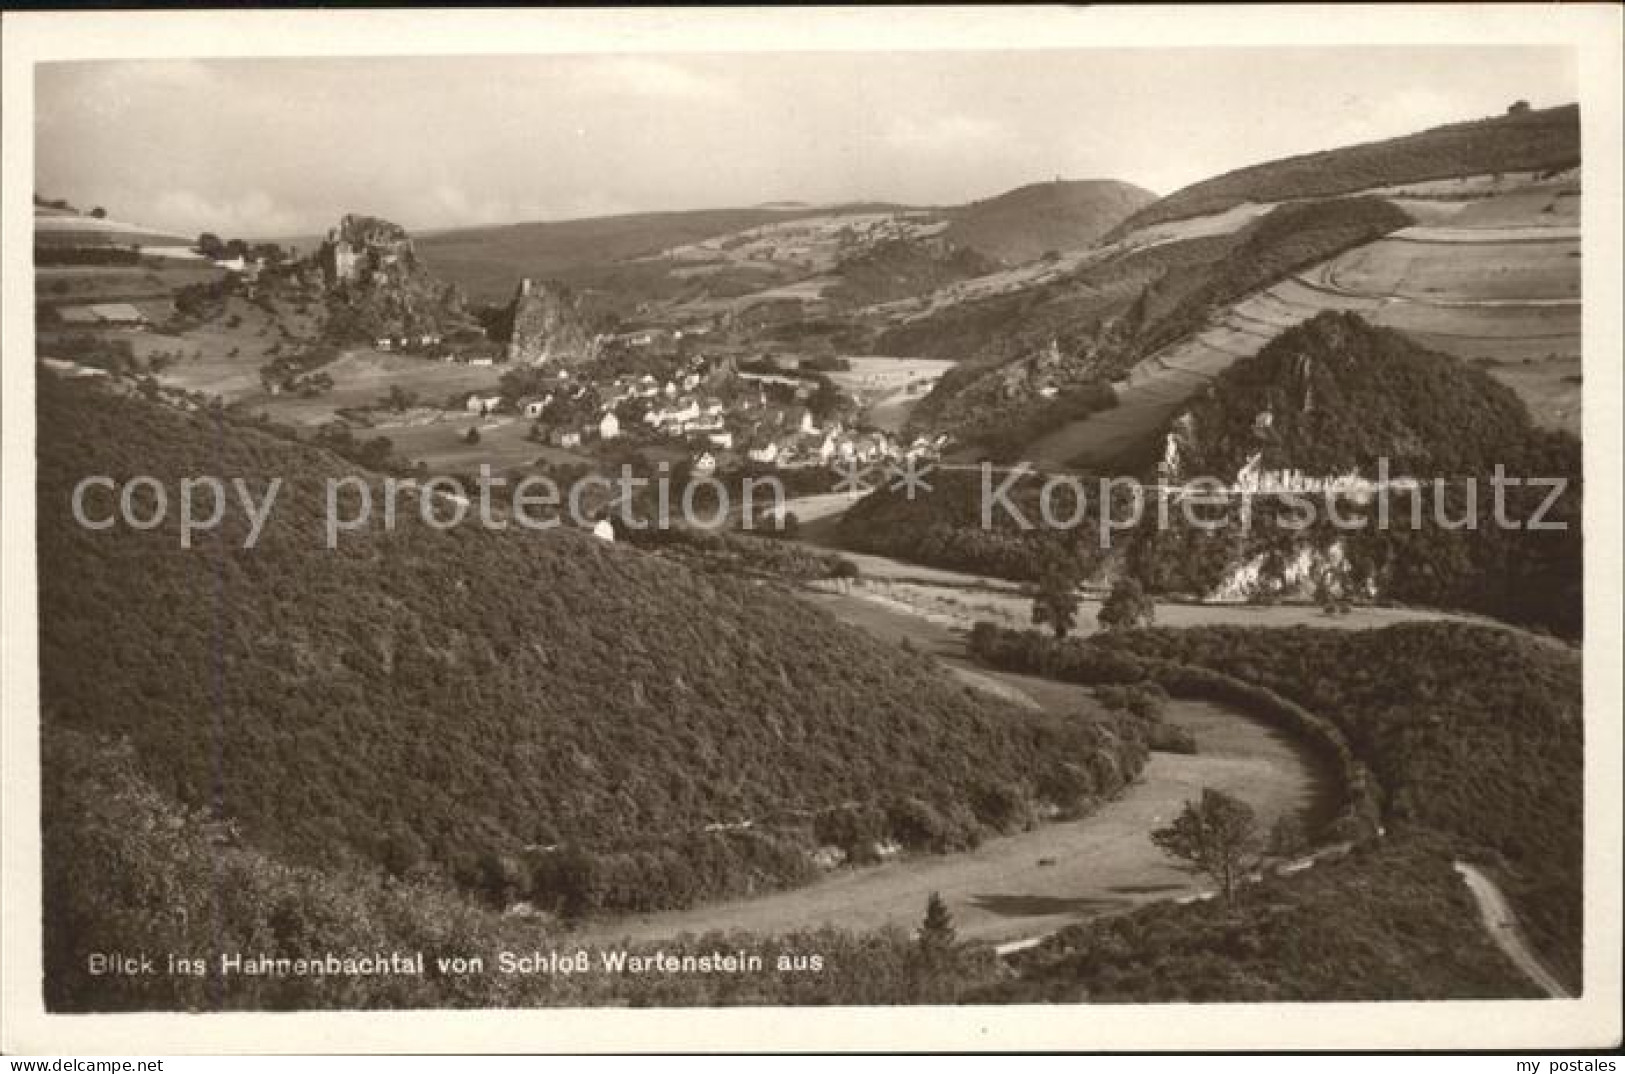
[506,278,597,365]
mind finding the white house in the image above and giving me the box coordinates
[592,519,616,542]
[599,411,621,440]
[521,395,551,418]
[646,399,701,430]
[748,441,780,465]
[692,451,718,474]
[707,431,734,449]
[465,393,501,415]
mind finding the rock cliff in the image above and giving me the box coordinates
[506,278,598,365]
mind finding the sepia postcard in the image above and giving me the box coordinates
[1,4,1620,1055]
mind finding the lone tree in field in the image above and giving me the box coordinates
[919,892,957,957]
[1151,788,1260,905]
[1098,576,1155,632]
[1031,565,1082,639]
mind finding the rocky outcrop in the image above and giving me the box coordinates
[505,278,598,365]
[312,214,466,340]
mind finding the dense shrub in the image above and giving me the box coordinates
[43,728,1003,1010]
[1056,621,1582,988]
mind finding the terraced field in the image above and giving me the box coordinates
[1026,177,1580,467]
[33,206,194,255]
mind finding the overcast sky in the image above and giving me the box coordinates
[35,48,1575,240]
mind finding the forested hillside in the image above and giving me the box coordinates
[942,179,1156,264]
[44,727,1001,1011]
[979,835,1539,1002]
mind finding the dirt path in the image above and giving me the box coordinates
[563,586,1333,951]
[1453,862,1574,999]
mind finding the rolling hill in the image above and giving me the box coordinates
[37,376,1150,920]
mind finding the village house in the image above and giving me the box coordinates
[599,411,621,441]
[519,395,551,419]
[748,441,780,465]
[706,431,735,449]
[465,392,502,415]
[57,303,150,329]
[692,451,718,474]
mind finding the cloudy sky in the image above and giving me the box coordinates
[35,47,1575,239]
